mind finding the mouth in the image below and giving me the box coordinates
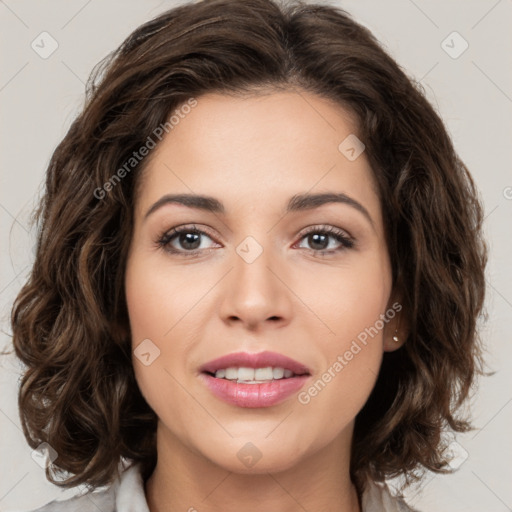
[198,351,311,408]
[202,366,309,384]
[199,350,311,381]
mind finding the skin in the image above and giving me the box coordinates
[124,90,407,512]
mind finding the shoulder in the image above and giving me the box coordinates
[24,488,115,512]
[362,479,420,512]
[24,463,148,512]
[24,466,419,512]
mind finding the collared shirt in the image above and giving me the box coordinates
[27,463,418,512]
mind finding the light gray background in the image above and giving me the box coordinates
[1,0,511,510]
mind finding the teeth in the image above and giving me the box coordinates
[272,367,284,379]
[213,366,297,382]
[254,367,273,380]
[225,367,238,380]
[239,367,255,380]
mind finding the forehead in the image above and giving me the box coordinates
[135,90,380,222]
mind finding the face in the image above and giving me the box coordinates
[124,90,401,474]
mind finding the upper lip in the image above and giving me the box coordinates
[199,350,311,375]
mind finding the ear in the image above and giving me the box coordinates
[382,294,409,352]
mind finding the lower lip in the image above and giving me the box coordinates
[199,373,310,408]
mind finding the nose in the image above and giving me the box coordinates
[218,241,293,331]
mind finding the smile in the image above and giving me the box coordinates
[198,351,312,408]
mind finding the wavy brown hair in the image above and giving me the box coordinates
[10,0,487,495]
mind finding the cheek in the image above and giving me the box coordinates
[294,301,385,446]
[294,246,391,348]
[125,249,218,354]
[124,253,184,394]
[293,252,390,421]
[124,250,213,417]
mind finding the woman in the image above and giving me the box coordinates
[11,0,487,510]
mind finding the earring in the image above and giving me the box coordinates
[392,315,400,343]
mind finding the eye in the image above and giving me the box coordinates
[294,225,354,255]
[156,224,219,255]
[156,224,355,257]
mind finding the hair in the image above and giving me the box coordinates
[10,0,487,496]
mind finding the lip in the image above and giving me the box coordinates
[198,350,311,408]
[199,373,310,408]
[199,350,311,375]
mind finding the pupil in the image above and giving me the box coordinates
[309,233,328,250]
[180,232,200,250]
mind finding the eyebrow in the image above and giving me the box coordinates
[144,192,374,226]
[287,192,373,226]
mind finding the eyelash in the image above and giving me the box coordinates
[156,224,355,258]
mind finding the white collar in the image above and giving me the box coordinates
[113,464,416,512]
[31,462,416,512]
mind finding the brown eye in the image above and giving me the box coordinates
[157,225,219,255]
[174,231,202,251]
[295,226,354,255]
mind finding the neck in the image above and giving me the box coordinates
[145,422,361,512]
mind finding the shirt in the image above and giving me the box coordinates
[26,463,418,512]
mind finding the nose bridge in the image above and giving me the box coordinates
[235,236,274,293]
[219,233,291,327]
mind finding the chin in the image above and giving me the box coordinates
[198,436,309,474]
[216,452,302,475]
